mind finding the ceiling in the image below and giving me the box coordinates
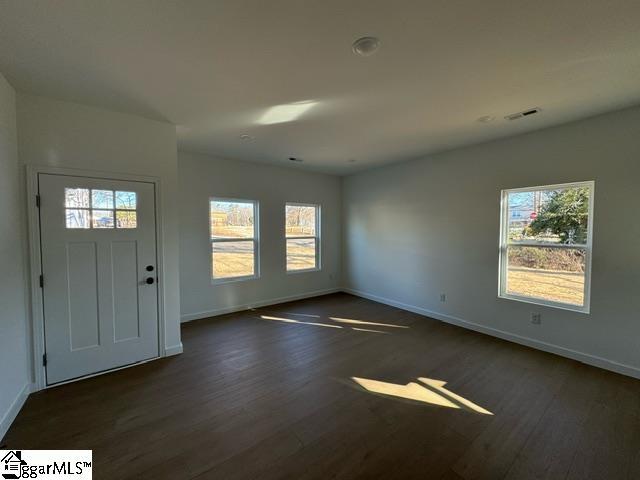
[1,0,640,174]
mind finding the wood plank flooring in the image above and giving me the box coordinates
[3,293,640,479]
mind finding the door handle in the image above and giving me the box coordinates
[145,277,155,285]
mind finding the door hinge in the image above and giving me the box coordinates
[39,274,44,288]
[36,194,41,208]
[42,353,47,367]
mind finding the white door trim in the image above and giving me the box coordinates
[26,164,168,391]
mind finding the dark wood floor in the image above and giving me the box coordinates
[4,293,640,479]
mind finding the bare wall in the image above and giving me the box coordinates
[179,151,341,320]
[342,106,640,376]
[0,73,30,440]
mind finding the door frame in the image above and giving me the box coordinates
[26,164,167,391]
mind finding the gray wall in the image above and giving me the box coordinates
[343,106,640,376]
[0,73,30,439]
[179,151,341,320]
[16,94,183,354]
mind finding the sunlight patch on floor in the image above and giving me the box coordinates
[417,378,493,415]
[351,327,390,334]
[259,314,413,335]
[260,315,342,329]
[329,317,409,329]
[352,377,493,415]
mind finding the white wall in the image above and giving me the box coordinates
[343,106,640,377]
[16,94,182,355]
[179,151,341,321]
[0,73,30,440]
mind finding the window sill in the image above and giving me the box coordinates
[498,293,590,314]
[212,275,259,285]
[286,268,321,275]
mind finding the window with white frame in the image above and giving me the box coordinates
[285,203,320,272]
[499,181,594,312]
[210,198,259,281]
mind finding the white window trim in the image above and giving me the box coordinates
[285,202,321,274]
[498,180,595,314]
[210,197,260,284]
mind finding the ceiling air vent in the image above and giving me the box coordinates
[505,108,541,121]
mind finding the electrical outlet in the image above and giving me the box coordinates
[440,293,446,302]
[531,313,541,325]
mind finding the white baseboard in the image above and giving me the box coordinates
[343,288,640,380]
[0,382,32,442]
[165,343,183,356]
[180,288,341,323]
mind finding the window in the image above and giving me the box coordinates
[210,198,259,281]
[499,181,594,312]
[65,188,137,229]
[286,203,320,272]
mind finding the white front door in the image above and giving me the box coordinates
[39,173,159,385]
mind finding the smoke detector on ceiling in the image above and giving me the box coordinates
[505,108,541,121]
[352,36,381,57]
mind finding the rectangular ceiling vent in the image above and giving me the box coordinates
[505,108,541,121]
